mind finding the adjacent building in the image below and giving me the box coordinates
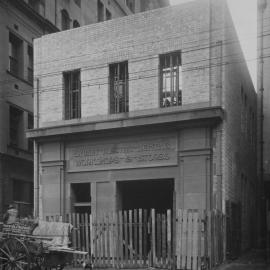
[257,0,270,250]
[0,0,168,218]
[28,0,257,254]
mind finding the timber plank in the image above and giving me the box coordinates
[139,209,143,266]
[181,210,187,269]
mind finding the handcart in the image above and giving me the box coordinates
[0,219,88,269]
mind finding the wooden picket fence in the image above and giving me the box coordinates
[45,209,225,270]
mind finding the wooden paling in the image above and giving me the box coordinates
[45,208,225,270]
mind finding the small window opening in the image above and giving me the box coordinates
[106,9,112,20]
[73,20,80,28]
[71,183,91,213]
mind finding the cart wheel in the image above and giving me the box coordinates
[0,237,30,270]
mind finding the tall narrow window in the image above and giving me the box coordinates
[9,33,22,77]
[64,70,81,119]
[28,45,33,83]
[160,51,182,107]
[9,106,23,147]
[40,0,45,16]
[106,9,112,20]
[126,0,135,13]
[61,9,70,30]
[109,62,129,114]
[97,0,104,22]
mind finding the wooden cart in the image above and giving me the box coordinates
[0,220,88,269]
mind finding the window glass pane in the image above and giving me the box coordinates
[9,33,22,76]
[160,51,182,107]
[64,70,81,119]
[110,62,128,114]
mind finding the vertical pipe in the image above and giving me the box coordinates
[34,78,40,218]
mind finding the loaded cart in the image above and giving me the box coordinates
[0,219,88,269]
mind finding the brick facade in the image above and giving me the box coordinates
[30,0,257,254]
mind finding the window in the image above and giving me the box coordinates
[28,113,34,152]
[28,0,39,12]
[61,9,70,30]
[109,62,129,114]
[74,0,81,7]
[106,9,112,20]
[13,180,33,204]
[29,0,45,16]
[13,179,33,217]
[160,51,182,107]
[71,183,91,213]
[126,0,135,12]
[97,0,104,22]
[9,33,22,77]
[40,0,45,16]
[9,106,23,147]
[64,70,81,119]
[73,20,80,28]
[28,45,33,83]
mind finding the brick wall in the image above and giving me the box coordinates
[221,4,257,251]
[35,0,219,127]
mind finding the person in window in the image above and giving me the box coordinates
[3,204,18,224]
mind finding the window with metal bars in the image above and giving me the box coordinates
[109,62,129,114]
[160,51,182,108]
[64,70,81,119]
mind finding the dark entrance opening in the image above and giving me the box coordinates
[117,179,174,213]
[71,183,91,213]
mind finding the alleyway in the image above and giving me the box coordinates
[217,250,269,270]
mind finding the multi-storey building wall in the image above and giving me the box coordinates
[0,0,57,218]
[257,0,270,249]
[0,0,167,218]
[28,0,256,254]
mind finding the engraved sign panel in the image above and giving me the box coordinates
[66,135,177,172]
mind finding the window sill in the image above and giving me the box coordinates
[6,70,33,86]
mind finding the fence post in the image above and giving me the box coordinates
[151,209,156,266]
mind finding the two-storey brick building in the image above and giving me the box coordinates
[28,0,257,254]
